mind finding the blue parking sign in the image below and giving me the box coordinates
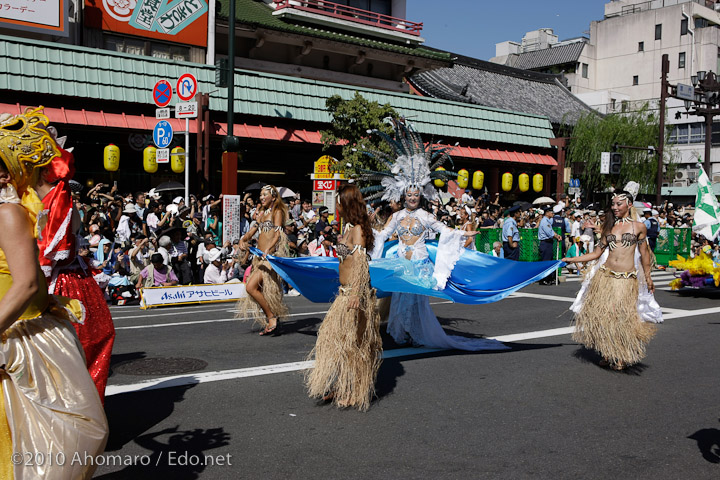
[153,120,173,148]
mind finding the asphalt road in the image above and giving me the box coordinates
[94,270,720,480]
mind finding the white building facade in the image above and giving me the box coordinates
[492,0,720,183]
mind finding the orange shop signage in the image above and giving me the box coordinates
[84,0,209,47]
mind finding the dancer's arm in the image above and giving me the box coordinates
[0,204,39,335]
[562,243,604,264]
[369,212,397,259]
[345,225,366,310]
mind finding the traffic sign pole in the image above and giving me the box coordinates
[185,117,190,206]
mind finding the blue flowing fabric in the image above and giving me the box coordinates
[253,243,564,305]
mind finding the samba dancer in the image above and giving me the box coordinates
[563,188,662,370]
[306,184,382,410]
[0,108,107,479]
[33,128,115,403]
[363,119,507,351]
[236,185,289,336]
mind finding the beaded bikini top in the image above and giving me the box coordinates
[336,223,367,262]
[258,220,282,233]
[396,211,425,240]
[605,219,638,250]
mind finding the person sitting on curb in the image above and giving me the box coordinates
[136,253,179,289]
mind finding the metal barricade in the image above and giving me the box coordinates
[475,227,562,262]
[654,227,691,265]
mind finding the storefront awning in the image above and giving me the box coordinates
[446,146,557,166]
[0,103,555,165]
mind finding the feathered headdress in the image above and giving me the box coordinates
[356,118,456,202]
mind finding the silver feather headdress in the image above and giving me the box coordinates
[357,118,456,202]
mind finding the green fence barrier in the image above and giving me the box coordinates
[654,227,692,265]
[475,227,562,262]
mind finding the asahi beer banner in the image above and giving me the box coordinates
[85,0,209,47]
[0,0,69,36]
[140,283,246,309]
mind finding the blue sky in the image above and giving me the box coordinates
[406,0,609,60]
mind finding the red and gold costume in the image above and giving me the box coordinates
[35,130,115,404]
[0,108,108,479]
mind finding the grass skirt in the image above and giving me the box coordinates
[235,256,288,328]
[306,259,382,411]
[573,268,656,366]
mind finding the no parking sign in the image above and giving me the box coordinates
[153,80,173,107]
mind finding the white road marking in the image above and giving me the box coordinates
[114,301,453,330]
[106,301,720,396]
[114,311,331,330]
[105,335,525,396]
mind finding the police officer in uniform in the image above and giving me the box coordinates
[643,208,660,251]
[502,205,522,260]
[538,208,562,284]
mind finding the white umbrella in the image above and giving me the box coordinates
[278,187,297,199]
[532,196,555,205]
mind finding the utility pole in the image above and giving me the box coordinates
[221,0,240,195]
[657,54,668,207]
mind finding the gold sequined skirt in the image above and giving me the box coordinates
[0,310,108,479]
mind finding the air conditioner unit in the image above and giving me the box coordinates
[713,174,720,183]
[675,170,687,180]
[688,169,699,180]
[673,181,687,187]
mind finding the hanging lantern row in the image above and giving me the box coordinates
[106,144,186,174]
[432,168,543,193]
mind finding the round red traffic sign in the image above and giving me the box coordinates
[153,80,173,107]
[176,73,198,101]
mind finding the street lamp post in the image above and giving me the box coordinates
[659,54,720,205]
[688,70,720,176]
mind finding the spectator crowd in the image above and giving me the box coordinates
[70,181,718,304]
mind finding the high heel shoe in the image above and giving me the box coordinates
[259,317,280,336]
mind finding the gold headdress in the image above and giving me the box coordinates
[0,107,60,192]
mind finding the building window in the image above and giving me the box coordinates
[670,122,705,144]
[681,18,688,36]
[655,24,662,40]
[582,63,588,78]
[679,52,686,69]
[638,41,644,52]
[633,75,639,85]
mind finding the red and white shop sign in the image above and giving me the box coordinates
[313,180,336,191]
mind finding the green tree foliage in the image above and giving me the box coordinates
[566,104,675,196]
[320,92,398,180]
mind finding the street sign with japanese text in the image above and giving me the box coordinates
[156,108,170,119]
[175,102,198,118]
[156,148,170,163]
[600,152,610,174]
[676,83,695,101]
[314,180,336,191]
[153,121,173,148]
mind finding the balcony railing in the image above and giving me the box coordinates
[274,0,423,36]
